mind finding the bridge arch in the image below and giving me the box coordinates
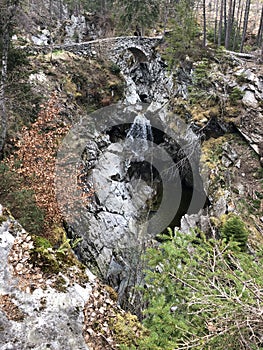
[111,36,162,63]
[126,47,148,62]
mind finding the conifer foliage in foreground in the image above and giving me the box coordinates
[138,228,263,350]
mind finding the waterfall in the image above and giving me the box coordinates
[124,113,154,203]
[125,113,153,159]
[57,41,179,312]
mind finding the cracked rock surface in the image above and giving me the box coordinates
[0,205,92,350]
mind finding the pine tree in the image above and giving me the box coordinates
[115,0,160,35]
[164,0,198,67]
[221,214,248,251]
[139,229,263,349]
[202,0,207,47]
[218,0,224,45]
[232,0,243,50]
[214,0,220,44]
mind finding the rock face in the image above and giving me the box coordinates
[15,2,115,46]
[168,54,263,245]
[53,37,210,310]
[235,67,263,156]
[174,58,263,157]
[0,205,92,350]
[68,138,154,299]
[115,47,172,104]
[56,105,162,307]
[56,107,206,311]
[51,37,175,309]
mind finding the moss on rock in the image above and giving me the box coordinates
[29,232,89,287]
[110,312,148,349]
[0,215,8,226]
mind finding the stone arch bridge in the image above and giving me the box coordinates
[26,36,163,63]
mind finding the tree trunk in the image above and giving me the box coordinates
[240,0,250,52]
[203,0,207,47]
[0,15,9,157]
[225,0,233,48]
[223,0,227,41]
[218,0,224,46]
[162,0,170,34]
[59,0,63,20]
[232,0,236,23]
[101,0,107,14]
[0,0,18,157]
[257,4,263,46]
[233,0,243,50]
[214,0,220,43]
[49,0,52,15]
[0,36,8,158]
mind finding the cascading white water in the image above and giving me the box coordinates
[59,43,181,311]
[124,112,154,204]
[125,113,153,159]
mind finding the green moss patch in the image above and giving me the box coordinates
[0,215,8,226]
[110,312,148,349]
[29,232,89,287]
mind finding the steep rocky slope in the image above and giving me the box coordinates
[0,14,262,349]
[0,38,145,350]
[0,204,91,349]
[169,50,263,244]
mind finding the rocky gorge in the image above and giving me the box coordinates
[0,10,263,349]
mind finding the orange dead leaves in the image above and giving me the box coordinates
[7,91,70,239]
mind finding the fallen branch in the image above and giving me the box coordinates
[225,49,257,60]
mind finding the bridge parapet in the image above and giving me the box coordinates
[21,36,163,62]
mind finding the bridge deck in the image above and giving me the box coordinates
[19,36,164,59]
